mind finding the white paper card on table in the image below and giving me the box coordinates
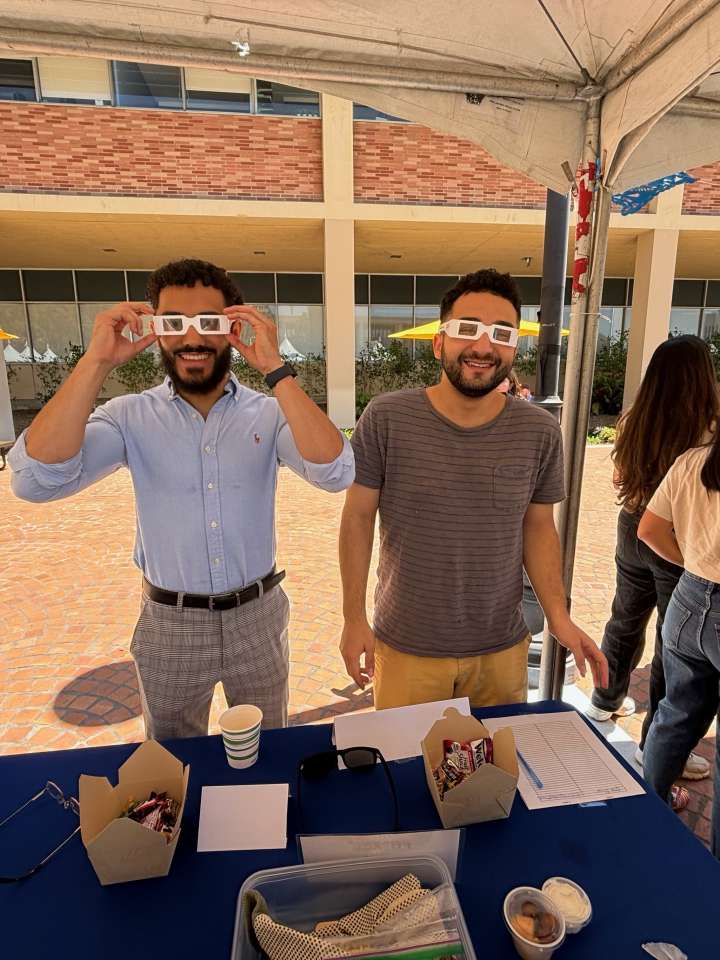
[299,829,462,879]
[197,784,288,852]
[481,711,645,810]
[333,698,470,764]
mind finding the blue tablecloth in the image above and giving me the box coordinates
[1,701,716,958]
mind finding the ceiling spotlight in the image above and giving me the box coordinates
[231,40,251,57]
[390,254,402,260]
[102,248,117,253]
[253,250,266,255]
[521,256,533,267]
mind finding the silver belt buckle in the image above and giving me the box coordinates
[208,595,215,611]
[254,577,265,599]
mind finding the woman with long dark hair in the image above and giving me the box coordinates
[639,401,720,857]
[586,336,718,798]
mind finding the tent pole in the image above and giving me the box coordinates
[539,101,610,699]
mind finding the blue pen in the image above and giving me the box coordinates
[517,750,544,790]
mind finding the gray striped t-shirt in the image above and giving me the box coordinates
[351,388,565,657]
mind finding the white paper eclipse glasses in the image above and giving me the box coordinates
[439,317,519,347]
[151,314,234,336]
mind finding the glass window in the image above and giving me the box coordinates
[602,278,628,306]
[513,277,542,304]
[27,303,81,361]
[79,303,120,349]
[0,58,36,101]
[230,273,275,303]
[277,304,324,357]
[355,275,369,306]
[517,305,540,357]
[669,308,701,337]
[37,56,111,105]
[185,67,251,113]
[415,276,458,305]
[672,280,704,308]
[113,61,182,109]
[355,305,370,356]
[702,308,720,339]
[370,305,413,347]
[370,275,413,305]
[127,271,152,302]
[246,303,277,324]
[255,80,320,117]
[75,270,126,302]
[706,281,720,308]
[353,103,407,122]
[623,306,632,334]
[1,303,32,362]
[412,305,440,356]
[0,270,22,301]
[22,270,75,302]
[276,274,323,304]
[598,307,624,344]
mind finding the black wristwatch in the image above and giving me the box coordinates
[264,362,297,389]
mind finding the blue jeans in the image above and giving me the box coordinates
[644,572,720,858]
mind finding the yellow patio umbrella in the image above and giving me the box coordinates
[0,328,18,340]
[390,319,569,340]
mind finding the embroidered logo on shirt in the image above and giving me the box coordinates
[254,433,261,444]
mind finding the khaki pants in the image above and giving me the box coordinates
[373,635,531,710]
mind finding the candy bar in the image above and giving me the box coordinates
[442,737,494,774]
[121,791,179,836]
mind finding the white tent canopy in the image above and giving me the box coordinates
[4,1,720,694]
[3,1,720,192]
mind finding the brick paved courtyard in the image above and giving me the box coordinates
[1,444,715,848]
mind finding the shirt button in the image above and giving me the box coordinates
[204,445,212,454]
[214,557,221,565]
[192,413,198,420]
[210,520,218,528]
[207,482,214,490]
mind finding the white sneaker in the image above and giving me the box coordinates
[634,748,710,780]
[681,752,711,781]
[585,697,636,723]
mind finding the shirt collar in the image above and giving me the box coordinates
[164,373,241,404]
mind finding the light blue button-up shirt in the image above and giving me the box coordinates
[9,374,354,593]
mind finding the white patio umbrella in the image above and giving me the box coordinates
[4,1,720,692]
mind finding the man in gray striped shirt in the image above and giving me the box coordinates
[340,269,608,709]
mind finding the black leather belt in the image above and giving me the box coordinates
[143,569,285,611]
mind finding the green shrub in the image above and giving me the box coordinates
[36,343,85,404]
[588,425,617,445]
[114,350,164,393]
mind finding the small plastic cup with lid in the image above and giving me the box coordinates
[503,886,566,960]
[542,877,592,934]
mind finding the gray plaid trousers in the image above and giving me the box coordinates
[130,584,290,739]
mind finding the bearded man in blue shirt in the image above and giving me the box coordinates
[9,259,354,738]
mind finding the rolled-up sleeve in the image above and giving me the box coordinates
[8,405,127,503]
[276,421,355,493]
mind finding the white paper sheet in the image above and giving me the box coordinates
[197,784,288,852]
[299,829,462,879]
[481,711,646,809]
[333,698,471,763]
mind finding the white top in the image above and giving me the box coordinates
[646,445,720,584]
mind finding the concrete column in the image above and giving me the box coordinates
[622,188,682,409]
[321,94,356,427]
[0,351,16,444]
[324,218,356,427]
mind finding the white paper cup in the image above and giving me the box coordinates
[503,887,566,960]
[219,705,263,769]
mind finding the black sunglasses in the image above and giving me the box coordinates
[296,746,400,833]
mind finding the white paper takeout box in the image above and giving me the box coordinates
[79,739,189,885]
[422,707,518,827]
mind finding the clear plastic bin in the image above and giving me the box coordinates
[231,855,477,959]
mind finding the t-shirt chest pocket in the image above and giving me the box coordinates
[493,463,535,513]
